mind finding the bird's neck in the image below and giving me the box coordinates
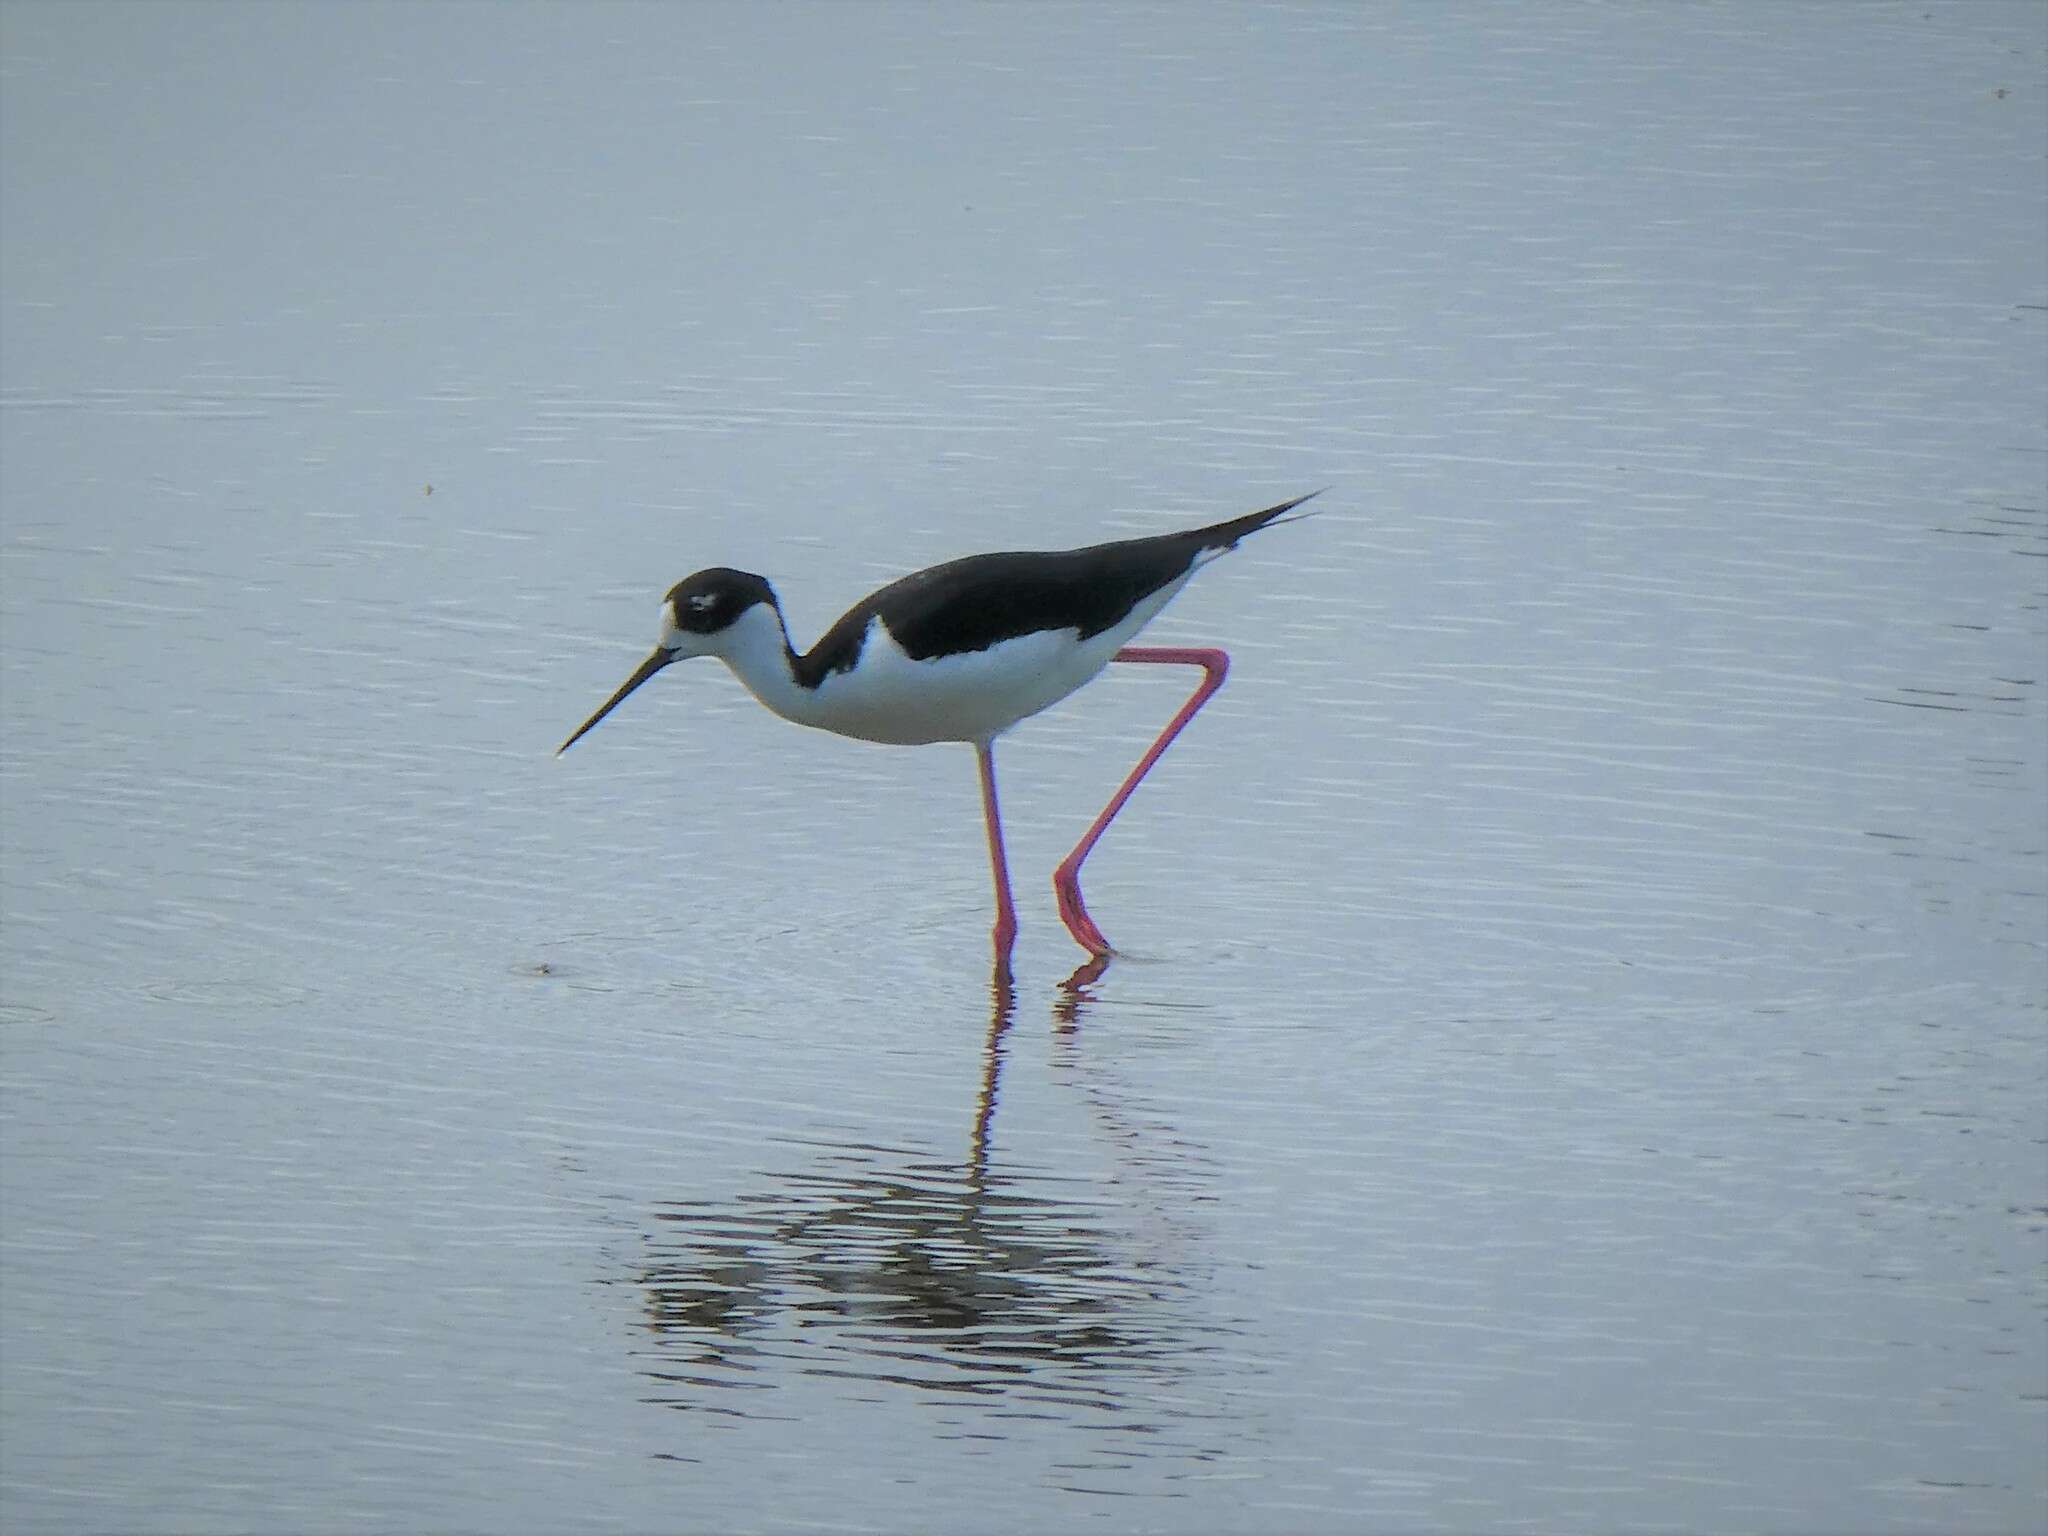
[713,601,822,727]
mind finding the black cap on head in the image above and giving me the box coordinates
[665,568,777,634]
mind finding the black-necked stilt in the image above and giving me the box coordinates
[559,490,1322,966]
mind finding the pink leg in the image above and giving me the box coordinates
[1053,645,1230,956]
[976,741,1019,968]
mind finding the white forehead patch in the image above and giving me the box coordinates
[688,592,718,613]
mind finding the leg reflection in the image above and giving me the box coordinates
[968,958,1018,1187]
[1056,952,1113,1029]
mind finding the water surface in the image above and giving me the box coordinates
[3,3,2044,1531]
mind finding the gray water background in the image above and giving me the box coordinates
[2,3,2044,1532]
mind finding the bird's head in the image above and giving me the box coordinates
[556,568,781,755]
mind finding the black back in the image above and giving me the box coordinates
[792,492,1316,688]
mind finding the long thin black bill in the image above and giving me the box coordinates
[557,649,674,755]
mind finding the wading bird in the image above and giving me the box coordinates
[559,490,1320,967]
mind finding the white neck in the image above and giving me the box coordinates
[708,602,824,728]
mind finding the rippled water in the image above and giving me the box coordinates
[3,3,2044,1532]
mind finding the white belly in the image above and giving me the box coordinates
[799,573,1195,746]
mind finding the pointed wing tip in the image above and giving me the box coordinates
[1233,487,1331,541]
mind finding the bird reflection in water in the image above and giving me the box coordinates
[626,962,1232,1426]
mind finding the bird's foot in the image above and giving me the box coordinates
[1052,865,1113,957]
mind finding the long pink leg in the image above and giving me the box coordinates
[976,741,1019,969]
[1053,645,1230,956]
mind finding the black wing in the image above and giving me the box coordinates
[793,491,1320,687]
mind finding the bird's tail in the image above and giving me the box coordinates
[1192,488,1328,553]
